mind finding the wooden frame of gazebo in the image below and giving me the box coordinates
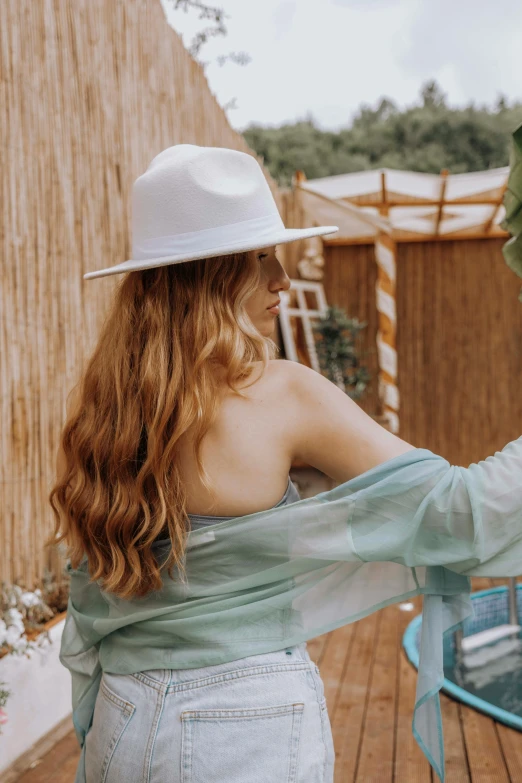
[292,166,510,437]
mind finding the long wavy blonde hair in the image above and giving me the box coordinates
[47,251,278,599]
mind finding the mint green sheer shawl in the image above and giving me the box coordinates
[60,435,522,783]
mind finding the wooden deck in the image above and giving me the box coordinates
[11,575,522,782]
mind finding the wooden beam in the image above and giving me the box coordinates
[295,184,387,233]
[340,196,507,208]
[483,182,508,234]
[434,225,508,240]
[435,169,449,236]
[323,228,509,247]
[379,171,389,217]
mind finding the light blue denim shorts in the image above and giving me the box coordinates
[84,642,334,783]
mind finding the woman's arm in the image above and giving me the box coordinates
[283,360,416,483]
[280,361,522,575]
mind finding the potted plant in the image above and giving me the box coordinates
[312,305,372,399]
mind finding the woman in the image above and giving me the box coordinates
[50,144,522,783]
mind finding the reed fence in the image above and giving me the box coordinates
[0,0,283,586]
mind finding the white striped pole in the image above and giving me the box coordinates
[374,233,400,434]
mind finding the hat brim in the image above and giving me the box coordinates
[83,225,339,279]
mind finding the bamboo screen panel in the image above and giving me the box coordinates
[323,238,522,467]
[0,0,283,587]
[397,238,522,466]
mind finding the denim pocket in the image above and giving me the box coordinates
[85,677,136,783]
[181,702,304,783]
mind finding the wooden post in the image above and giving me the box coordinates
[484,182,508,233]
[374,172,399,433]
[435,169,449,236]
[374,232,400,434]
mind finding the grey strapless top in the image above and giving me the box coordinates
[187,476,301,530]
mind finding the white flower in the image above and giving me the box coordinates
[5,625,22,646]
[12,638,28,654]
[0,619,7,646]
[5,612,24,637]
[6,608,23,625]
[21,591,40,608]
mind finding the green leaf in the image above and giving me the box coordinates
[502,122,522,290]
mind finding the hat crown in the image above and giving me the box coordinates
[131,145,282,257]
[83,144,338,279]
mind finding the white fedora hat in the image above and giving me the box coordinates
[83,144,338,280]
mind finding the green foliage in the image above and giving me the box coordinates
[243,81,522,187]
[502,122,522,302]
[312,306,371,400]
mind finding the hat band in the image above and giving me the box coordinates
[132,213,286,261]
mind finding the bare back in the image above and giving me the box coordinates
[177,360,295,516]
[177,358,416,517]
[57,359,416,519]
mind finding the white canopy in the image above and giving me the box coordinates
[297,166,510,241]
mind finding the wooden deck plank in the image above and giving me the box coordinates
[395,593,433,782]
[332,610,380,783]
[307,631,332,668]
[460,705,510,783]
[496,723,522,783]
[355,601,400,782]
[439,692,471,782]
[12,731,80,783]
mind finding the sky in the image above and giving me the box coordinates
[160,0,522,132]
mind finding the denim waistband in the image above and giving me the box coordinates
[132,642,311,690]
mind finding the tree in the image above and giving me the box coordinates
[243,81,522,186]
[169,0,251,67]
[421,80,447,109]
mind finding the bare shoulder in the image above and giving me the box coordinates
[265,358,343,402]
[243,358,300,393]
[268,357,321,385]
[250,358,317,401]
[263,357,315,386]
[270,360,416,483]
[256,358,340,406]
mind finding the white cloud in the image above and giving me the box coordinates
[400,0,522,107]
[331,0,402,7]
[160,0,522,130]
[272,1,297,40]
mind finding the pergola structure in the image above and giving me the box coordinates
[293,167,510,434]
